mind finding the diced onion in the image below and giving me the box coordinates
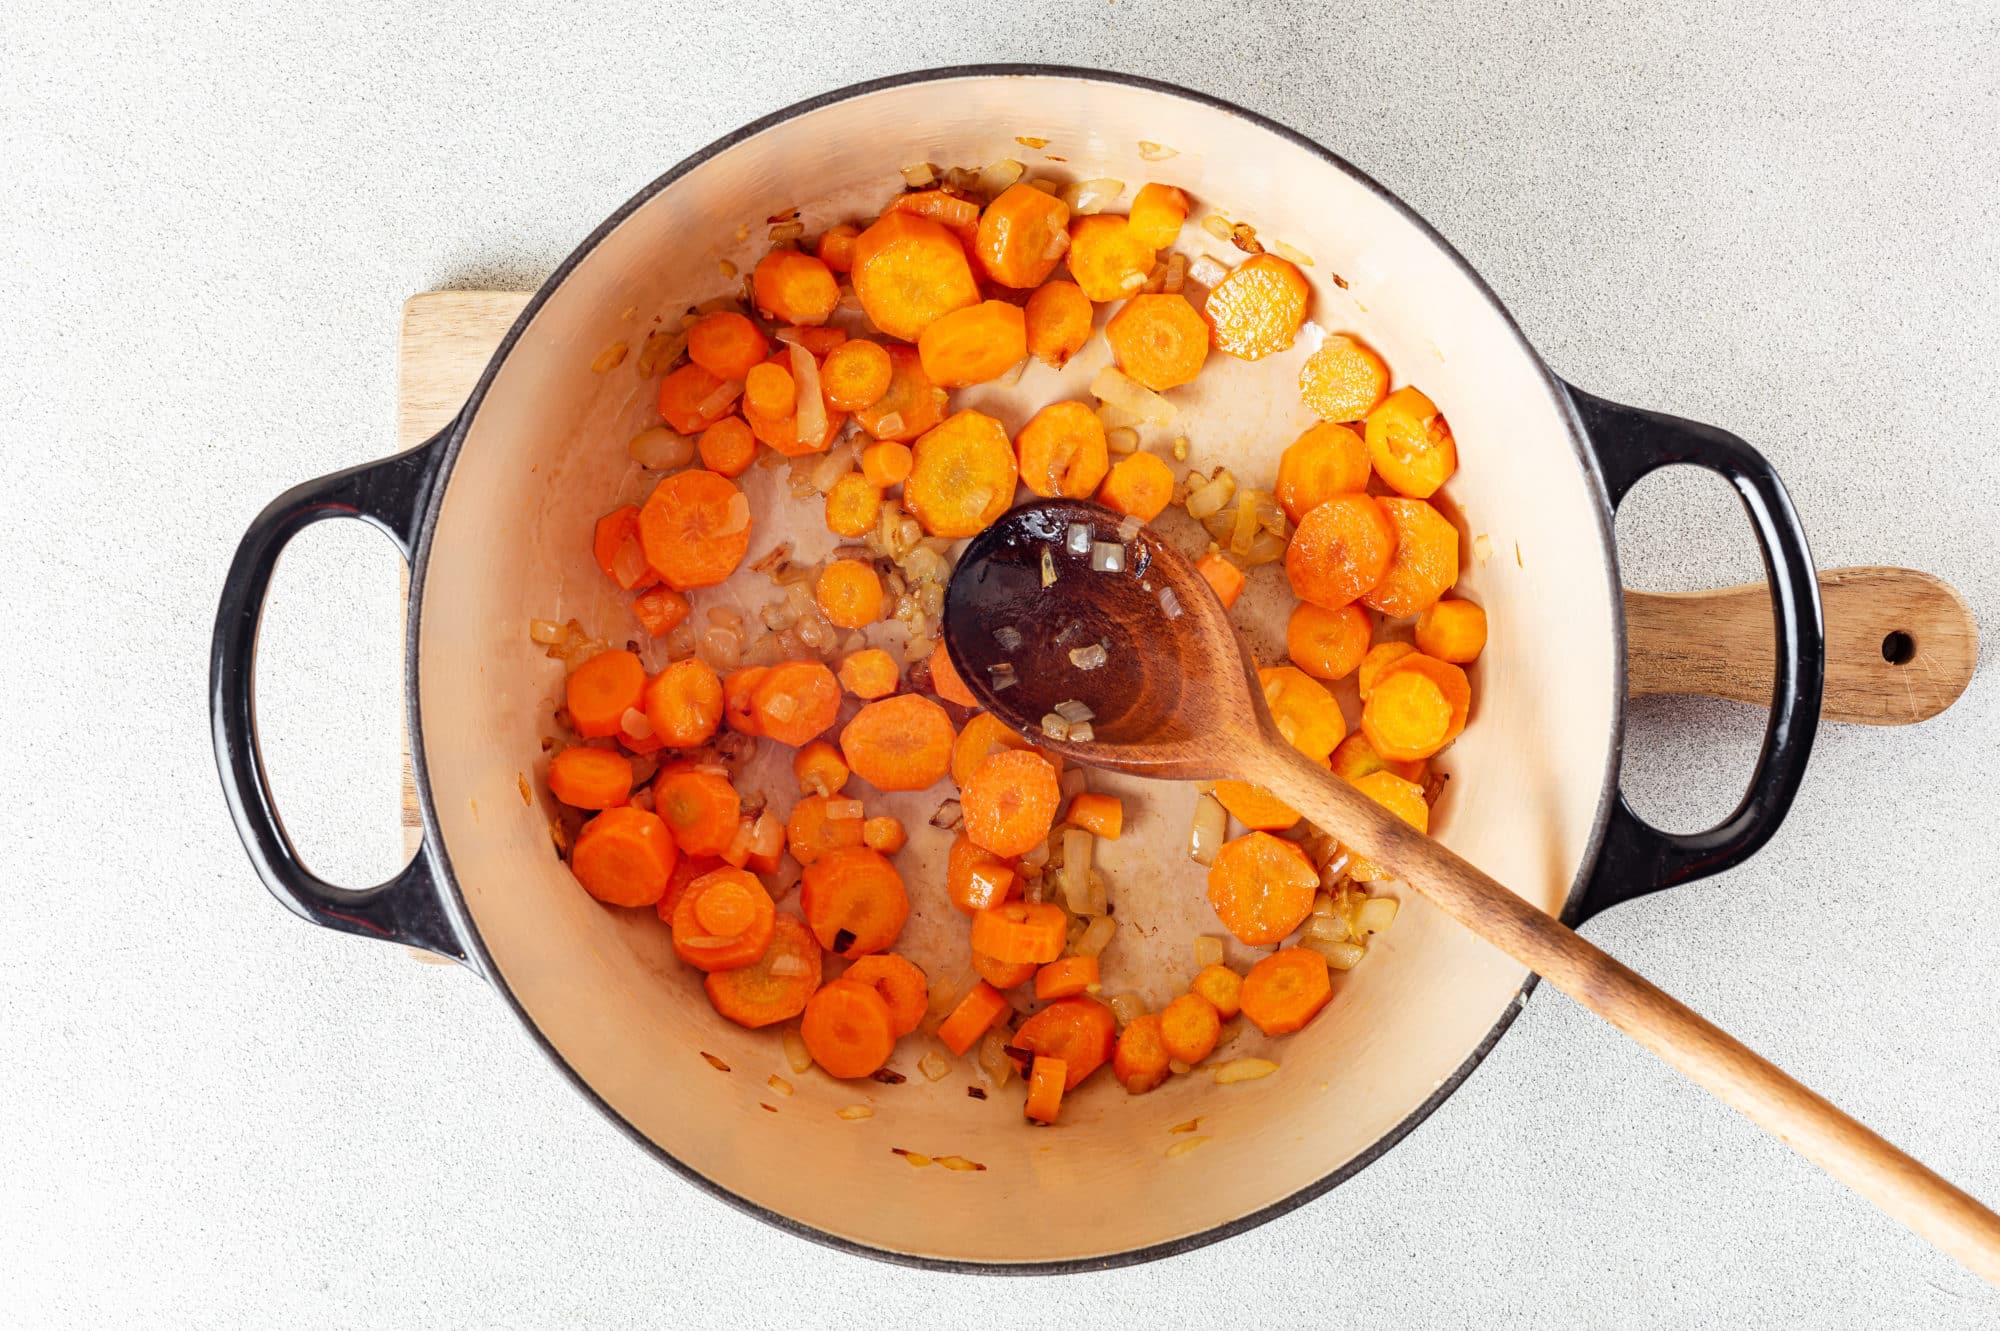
[836,1104,875,1121]
[900,162,935,187]
[1211,1057,1279,1084]
[1158,586,1182,620]
[1166,1136,1209,1157]
[750,811,783,858]
[873,410,905,438]
[1065,522,1093,555]
[1187,253,1230,288]
[1068,643,1107,670]
[629,425,696,470]
[620,707,653,740]
[1060,827,1094,914]
[1074,915,1117,958]
[1268,237,1315,266]
[529,618,567,645]
[769,954,809,977]
[1105,426,1138,455]
[1040,228,1071,262]
[1138,141,1178,162]
[1189,793,1227,866]
[919,1052,951,1082]
[929,799,963,830]
[1089,541,1126,573]
[1069,721,1094,742]
[1194,935,1225,968]
[1162,253,1187,294]
[979,158,1026,194]
[827,798,865,821]
[1304,937,1368,970]
[1059,177,1124,215]
[1201,214,1235,241]
[1185,469,1237,520]
[789,342,829,448]
[1168,1058,1191,1076]
[1108,993,1147,1027]
[1116,514,1143,543]
[1058,767,1087,802]
[1090,366,1176,425]
[978,1029,1015,1088]
[695,377,745,418]
[723,818,754,863]
[1054,699,1094,723]
[1357,897,1400,935]
[1020,838,1051,870]
[1231,490,1262,556]
[1041,713,1070,741]
[768,1074,794,1096]
[1041,546,1057,587]
[1303,914,1350,945]
[994,624,1023,653]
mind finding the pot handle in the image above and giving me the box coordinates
[209,430,466,961]
[1563,384,1826,922]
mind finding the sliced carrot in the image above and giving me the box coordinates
[961,749,1061,857]
[593,505,660,592]
[643,658,724,749]
[687,311,770,381]
[1206,830,1319,945]
[570,806,677,906]
[1195,552,1245,609]
[970,900,1067,965]
[1373,653,1470,749]
[1161,992,1221,1064]
[1014,996,1116,1089]
[1211,780,1299,832]
[975,182,1073,288]
[843,953,929,1037]
[744,810,785,875]
[658,362,742,435]
[1362,497,1459,618]
[816,223,859,272]
[744,376,847,459]
[631,585,692,638]
[1415,598,1487,663]
[1104,293,1209,391]
[1284,492,1394,609]
[800,845,909,957]
[1299,333,1389,422]
[905,408,1018,539]
[951,712,1065,790]
[692,415,755,478]
[947,832,1017,914]
[1361,665,1454,762]
[1093,451,1174,522]
[1126,182,1190,249]
[655,853,723,925]
[1286,602,1372,681]
[1240,947,1333,1035]
[789,326,848,356]
[1114,1013,1170,1093]
[1191,964,1243,1020]
[638,469,751,591]
[547,746,633,810]
[652,768,741,857]
[1015,400,1110,500]
[752,249,840,327]
[1357,642,1418,702]
[1365,385,1457,499]
[1066,214,1155,302]
[744,361,796,419]
[839,692,956,791]
[1024,279,1093,369]
[918,300,1028,388]
[750,660,841,748]
[851,211,980,342]
[615,712,665,755]
[1351,769,1430,833]
[1275,422,1371,526]
[1203,254,1309,360]
[837,647,900,700]
[855,345,948,443]
[973,948,1037,989]
[929,641,978,708]
[704,913,821,1029]
[1035,956,1099,1001]
[859,440,913,488]
[670,865,776,972]
[565,649,646,738]
[785,793,864,866]
[814,558,885,629]
[1065,792,1122,840]
[938,980,1009,1055]
[792,739,850,796]
[722,665,768,735]
[1330,730,1427,786]
[863,815,906,854]
[824,473,884,538]
[821,339,893,412]
[1257,665,1347,763]
[1024,1055,1068,1123]
[801,977,897,1079]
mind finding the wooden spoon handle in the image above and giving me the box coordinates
[1625,566,1977,725]
[1249,742,2000,1285]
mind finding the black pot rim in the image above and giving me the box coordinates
[404,62,1626,1275]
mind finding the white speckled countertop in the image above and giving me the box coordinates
[3,3,1997,1325]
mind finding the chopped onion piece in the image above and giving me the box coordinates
[1231,490,1262,556]
[629,425,696,470]
[1058,767,1087,802]
[810,438,856,495]
[872,410,905,438]
[1162,253,1187,294]
[768,220,805,243]
[979,157,1026,194]
[1194,935,1225,968]
[1168,1057,1191,1076]
[1068,643,1107,670]
[1185,468,1237,520]
[1041,714,1071,742]
[789,342,829,449]
[1189,793,1227,866]
[1054,699,1094,723]
[1268,236,1315,266]
[929,799,963,830]
[978,1028,1015,1088]
[1138,140,1179,161]
[1105,426,1138,455]
[1090,366,1176,425]
[994,624,1023,653]
[1065,522,1093,555]
[1211,1057,1279,1084]
[1303,914,1351,945]
[1166,1136,1210,1158]
[1201,214,1235,241]
[783,1027,814,1073]
[836,1104,875,1121]
[1089,541,1125,573]
[1158,586,1182,620]
[1107,993,1147,1027]
[1068,721,1094,743]
[1060,827,1094,914]
[919,1051,951,1082]
[620,707,653,740]
[1357,897,1399,935]
[1116,515,1143,543]
[1305,937,1368,970]
[750,811,783,858]
[1188,253,1230,288]
[695,377,745,419]
[1074,915,1117,958]
[1059,177,1125,215]
[529,618,568,645]
[1041,546,1057,587]
[998,356,1030,387]
[762,692,798,722]
[900,162,935,187]
[987,662,1017,691]
[769,954,809,977]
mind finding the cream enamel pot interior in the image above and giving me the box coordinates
[213,67,1824,1270]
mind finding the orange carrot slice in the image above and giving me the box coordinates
[1275,421,1371,525]
[1160,992,1222,1064]
[1205,831,1318,945]
[799,845,908,957]
[1361,498,1459,618]
[643,658,724,749]
[1094,451,1174,522]
[547,746,633,810]
[1202,254,1308,360]
[905,409,1017,539]
[570,806,677,907]
[969,901,1067,965]
[851,212,980,342]
[1415,598,1487,663]
[704,913,821,1029]
[750,660,841,749]
[801,978,896,1079]
[1286,602,1372,681]
[1240,947,1333,1034]
[960,749,1060,857]
[652,768,741,858]
[839,693,956,791]
[975,183,1073,288]
[1016,400,1110,500]
[1298,334,1389,422]
[1024,280,1093,369]
[1035,956,1099,1001]
[565,649,646,739]
[1014,996,1116,1089]
[1024,1055,1068,1123]
[918,300,1027,388]
[1105,293,1209,391]
[671,866,777,972]
[1114,1013,1170,1093]
[752,250,840,327]
[638,469,751,591]
[843,953,929,1037]
[1284,492,1394,609]
[938,981,1009,1055]
[1365,385,1457,499]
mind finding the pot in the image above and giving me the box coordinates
[211,66,1824,1270]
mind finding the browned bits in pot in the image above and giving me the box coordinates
[966,1086,988,1101]
[700,1051,732,1073]
[871,1067,908,1086]
[1168,1117,1203,1134]
[517,774,532,806]
[1332,273,1350,289]
[591,341,629,373]
[935,1156,986,1172]
[1228,222,1263,255]
[1014,135,1048,149]
[891,1147,933,1167]
[759,1102,778,1113]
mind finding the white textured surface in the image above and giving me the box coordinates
[3,3,1997,1325]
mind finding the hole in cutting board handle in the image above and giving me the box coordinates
[1881,630,1916,665]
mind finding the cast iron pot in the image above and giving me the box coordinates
[212,67,1824,1270]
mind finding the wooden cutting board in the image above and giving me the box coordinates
[391,289,1978,859]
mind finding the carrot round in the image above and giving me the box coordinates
[570,806,677,907]
[643,658,724,749]
[547,746,633,810]
[938,980,1009,1055]
[1035,955,1099,1001]
[800,845,909,957]
[695,416,757,478]
[905,409,1018,539]
[839,692,956,791]
[975,182,1073,288]
[1351,769,1430,833]
[859,440,913,488]
[752,249,840,327]
[1195,551,1245,609]
[1066,214,1155,302]
[593,504,659,591]
[1365,385,1457,499]
[565,649,646,739]
[687,311,770,381]
[1114,1013,1170,1093]
[1330,729,1426,786]
[1415,597,1487,663]
[750,660,841,748]
[1361,665,1454,761]
[1024,1055,1068,1123]
[1275,422,1371,525]
[652,768,741,857]
[1127,182,1189,248]
[1024,279,1093,369]
[843,953,929,1037]
[973,948,1037,990]
[851,212,980,342]
[1284,491,1394,609]
[1206,830,1319,945]
[1191,964,1243,1020]
[1374,652,1470,749]
[670,866,776,972]
[1361,498,1459,618]
[1257,665,1346,763]
[1160,992,1222,1064]
[862,815,905,854]
[824,473,884,538]
[801,977,897,1079]
[658,362,742,435]
[918,300,1028,388]
[1065,791,1122,840]
[821,339,893,412]
[792,739,850,796]
[855,345,948,443]
[928,641,978,707]
[655,853,723,925]
[814,558,885,629]
[785,793,864,866]
[1286,602,1372,681]
[743,361,795,419]
[1211,780,1299,832]
[947,832,1017,915]
[723,665,768,735]
[704,913,821,1029]
[631,586,691,639]
[1240,947,1333,1035]
[1105,293,1210,391]
[1015,401,1110,500]
[969,900,1067,965]
[788,325,848,356]
[961,749,1061,857]
[816,223,859,272]
[837,647,900,700]
[1357,642,1418,702]
[1014,996,1117,1089]
[1298,333,1389,422]
[1202,254,1309,360]
[638,469,752,591]
[1093,451,1174,523]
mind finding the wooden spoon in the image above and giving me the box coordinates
[943,498,2000,1285]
